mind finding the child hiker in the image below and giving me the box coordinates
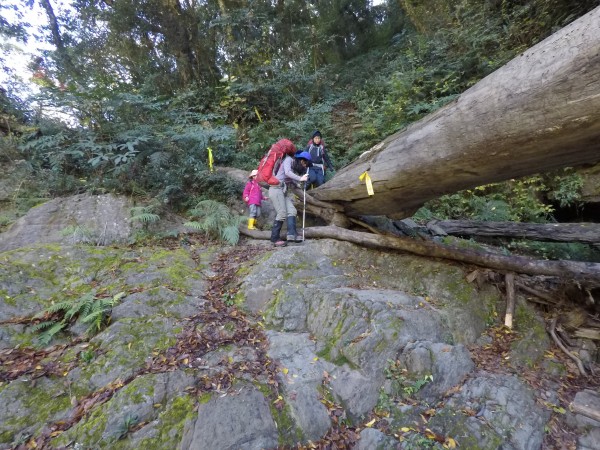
[243,169,267,230]
[304,130,334,188]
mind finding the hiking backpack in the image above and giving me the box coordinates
[255,139,296,186]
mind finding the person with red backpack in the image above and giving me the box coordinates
[268,144,310,247]
[304,130,335,189]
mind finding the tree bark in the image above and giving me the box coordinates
[240,225,600,285]
[311,6,600,219]
[429,220,600,244]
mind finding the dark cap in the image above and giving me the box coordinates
[312,130,321,138]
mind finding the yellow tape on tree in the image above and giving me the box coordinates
[207,147,214,172]
[359,171,374,196]
[254,106,263,123]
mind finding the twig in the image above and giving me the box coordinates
[348,217,384,235]
[515,281,557,304]
[548,317,587,376]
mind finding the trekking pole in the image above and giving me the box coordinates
[302,168,308,242]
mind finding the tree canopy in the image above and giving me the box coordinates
[1,0,599,224]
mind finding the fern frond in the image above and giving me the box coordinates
[65,292,95,320]
[30,320,58,332]
[149,151,171,167]
[221,226,240,245]
[38,321,67,345]
[184,221,206,231]
[42,300,75,316]
[131,213,160,224]
[79,297,94,319]
[81,309,106,331]
[112,292,126,304]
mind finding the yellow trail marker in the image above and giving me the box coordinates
[359,171,374,196]
[208,147,214,172]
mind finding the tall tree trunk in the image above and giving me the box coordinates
[311,6,600,219]
[38,0,78,79]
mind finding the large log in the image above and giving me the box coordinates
[429,220,600,244]
[312,6,600,219]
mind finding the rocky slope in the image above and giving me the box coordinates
[0,194,598,449]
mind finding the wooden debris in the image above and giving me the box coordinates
[548,317,587,376]
[504,273,515,329]
[571,390,600,423]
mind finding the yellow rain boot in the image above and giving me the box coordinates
[248,218,257,230]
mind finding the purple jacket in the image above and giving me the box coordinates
[243,179,265,206]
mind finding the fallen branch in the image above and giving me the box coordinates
[571,392,600,422]
[548,317,587,376]
[241,225,600,285]
[504,273,515,329]
[515,281,558,304]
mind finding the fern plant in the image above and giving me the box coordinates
[60,224,95,244]
[31,291,126,344]
[185,199,244,245]
[130,205,160,225]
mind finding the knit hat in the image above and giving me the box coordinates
[312,130,321,139]
[249,169,258,178]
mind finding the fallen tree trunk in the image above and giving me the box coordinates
[429,220,600,244]
[240,225,600,285]
[311,6,600,219]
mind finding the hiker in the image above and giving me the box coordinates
[269,146,309,247]
[304,130,334,188]
[292,150,313,176]
[243,169,267,230]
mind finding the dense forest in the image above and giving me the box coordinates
[1,0,599,248]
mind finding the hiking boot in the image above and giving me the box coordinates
[271,220,284,244]
[295,235,304,243]
[273,240,287,247]
[286,235,296,242]
[286,216,298,240]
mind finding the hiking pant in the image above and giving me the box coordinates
[248,204,261,219]
[269,184,296,221]
[308,166,325,188]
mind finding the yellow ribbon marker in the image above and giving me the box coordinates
[207,147,214,172]
[359,171,374,196]
[254,106,263,123]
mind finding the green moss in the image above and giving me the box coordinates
[22,383,71,421]
[121,376,155,404]
[252,382,303,445]
[133,395,196,450]
[198,392,213,404]
[235,264,252,277]
[233,291,246,306]
[332,354,359,369]
[1,291,16,307]
[374,339,388,354]
[53,398,109,447]
[445,278,474,305]
[264,288,285,321]
[0,382,72,444]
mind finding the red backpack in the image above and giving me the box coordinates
[255,139,296,186]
